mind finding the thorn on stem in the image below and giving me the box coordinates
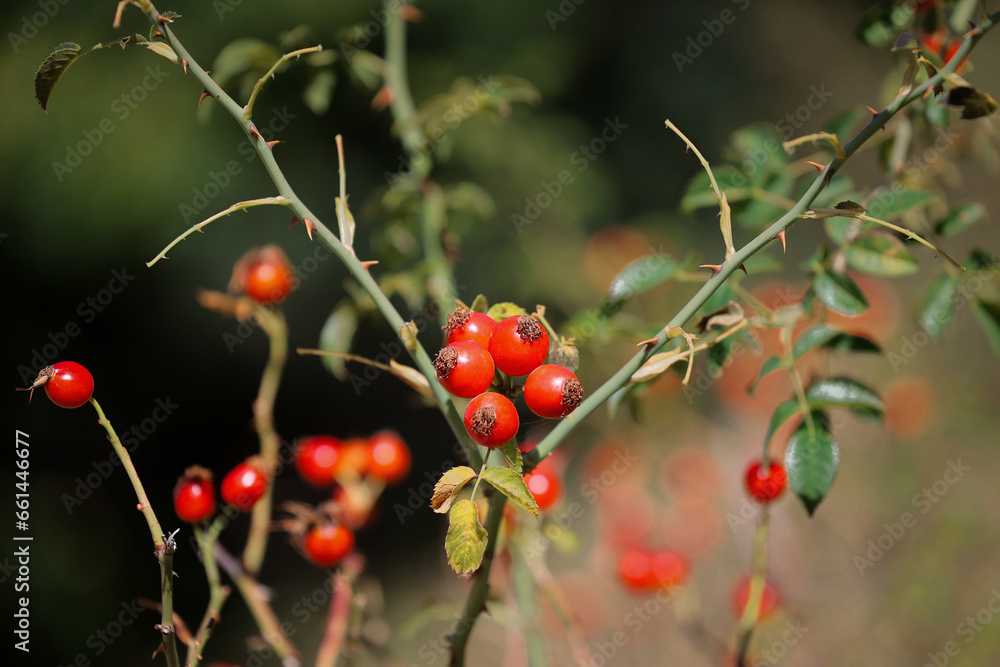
[636,337,659,348]
[360,260,379,272]
[738,263,748,275]
[303,218,316,240]
[806,161,826,173]
[198,90,211,106]
[249,125,262,142]
[700,263,723,277]
[775,229,787,253]
[266,140,283,150]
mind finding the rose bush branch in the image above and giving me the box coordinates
[526,13,998,468]
[132,0,484,469]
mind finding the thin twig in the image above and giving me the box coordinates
[244,46,323,120]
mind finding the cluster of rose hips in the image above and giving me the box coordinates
[173,431,411,568]
[435,307,584,449]
[614,458,788,596]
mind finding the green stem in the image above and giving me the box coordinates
[187,526,231,667]
[527,10,999,467]
[384,0,426,156]
[159,545,181,667]
[229,566,301,664]
[450,491,506,666]
[139,1,482,470]
[509,543,548,667]
[735,511,771,666]
[89,397,164,549]
[244,46,323,120]
[243,306,287,576]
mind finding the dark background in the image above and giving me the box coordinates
[3,0,1000,665]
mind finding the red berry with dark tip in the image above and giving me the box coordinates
[524,364,583,418]
[434,341,495,398]
[445,307,498,349]
[463,392,519,448]
[488,315,549,377]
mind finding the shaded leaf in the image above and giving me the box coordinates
[843,234,919,277]
[606,254,681,312]
[748,355,782,396]
[835,200,867,214]
[696,301,745,332]
[470,294,489,313]
[499,441,523,474]
[935,202,986,238]
[948,86,999,120]
[763,399,803,449]
[318,301,358,380]
[431,467,478,514]
[854,2,914,47]
[920,275,959,339]
[34,42,84,111]
[813,270,869,316]
[481,467,539,518]
[806,377,884,422]
[785,427,839,515]
[866,188,937,221]
[965,250,997,272]
[972,300,1000,356]
[445,499,487,576]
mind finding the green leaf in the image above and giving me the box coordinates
[965,250,997,272]
[822,331,881,353]
[843,234,919,277]
[813,270,869,316]
[605,254,681,312]
[303,69,336,114]
[486,302,526,322]
[935,202,986,238]
[785,428,839,515]
[143,41,181,65]
[725,124,788,181]
[866,188,937,221]
[806,377,884,422]
[469,294,489,313]
[445,499,487,576]
[747,355,782,396]
[431,467,478,514]
[763,399,803,449]
[34,42,84,111]
[681,165,747,212]
[499,441,523,474]
[854,2,914,47]
[972,300,1000,356]
[824,217,872,246]
[481,467,539,518]
[920,275,959,339]
[210,37,281,94]
[318,301,358,380]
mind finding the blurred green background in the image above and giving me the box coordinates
[3,0,1000,665]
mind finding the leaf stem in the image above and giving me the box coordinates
[244,46,323,120]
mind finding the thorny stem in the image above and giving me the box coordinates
[137,1,482,470]
[527,12,998,468]
[243,306,287,576]
[88,397,179,666]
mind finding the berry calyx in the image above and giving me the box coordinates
[523,364,583,418]
[463,392,519,448]
[303,521,355,568]
[434,341,495,398]
[221,459,269,511]
[488,315,550,377]
[18,361,95,409]
[174,466,216,523]
[445,307,498,348]
[295,436,342,487]
[744,459,788,503]
[525,461,562,511]
[366,430,411,484]
[231,245,295,305]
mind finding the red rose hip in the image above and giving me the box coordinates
[174,466,217,523]
[463,392,519,448]
[434,341,495,398]
[488,315,550,377]
[221,459,269,511]
[445,307,498,349]
[295,436,342,487]
[524,364,583,418]
[744,459,787,503]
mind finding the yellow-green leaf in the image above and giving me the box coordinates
[431,467,478,514]
[34,42,84,111]
[486,302,526,322]
[843,233,919,277]
[499,442,523,474]
[481,467,539,518]
[445,499,487,576]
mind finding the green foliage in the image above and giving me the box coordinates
[445,499,487,576]
[785,425,840,515]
